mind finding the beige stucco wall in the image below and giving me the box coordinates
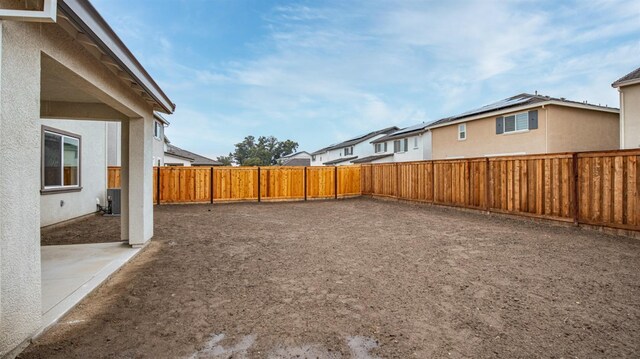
[620,83,640,149]
[546,105,619,153]
[431,106,548,159]
[39,119,108,227]
[431,105,620,159]
[0,15,156,357]
[107,121,121,166]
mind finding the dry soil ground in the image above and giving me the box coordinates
[23,198,640,358]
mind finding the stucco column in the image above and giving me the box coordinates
[0,20,42,356]
[127,115,154,246]
[120,119,129,242]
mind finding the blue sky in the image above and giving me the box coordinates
[92,0,640,159]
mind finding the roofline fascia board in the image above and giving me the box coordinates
[612,77,640,88]
[427,100,619,130]
[0,0,57,22]
[371,129,429,144]
[58,0,175,114]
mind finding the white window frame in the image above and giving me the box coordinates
[413,136,419,149]
[344,146,353,156]
[374,142,387,153]
[41,126,82,193]
[154,120,162,140]
[502,112,529,134]
[458,124,467,141]
[394,138,409,153]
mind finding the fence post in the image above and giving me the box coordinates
[257,167,261,203]
[304,167,307,201]
[432,162,436,203]
[395,162,400,198]
[210,167,214,204]
[572,153,579,226]
[485,157,490,212]
[334,166,338,199]
[156,167,161,205]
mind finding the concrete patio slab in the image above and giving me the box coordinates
[39,242,140,336]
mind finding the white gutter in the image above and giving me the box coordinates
[426,100,619,131]
[58,0,175,113]
[0,0,56,22]
[612,77,640,88]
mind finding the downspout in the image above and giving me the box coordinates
[543,105,548,153]
[619,89,625,149]
[104,122,108,206]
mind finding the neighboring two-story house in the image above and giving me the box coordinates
[612,66,640,149]
[356,122,433,164]
[426,93,620,159]
[310,126,398,166]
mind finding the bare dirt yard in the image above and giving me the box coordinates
[21,198,640,358]
[41,215,122,246]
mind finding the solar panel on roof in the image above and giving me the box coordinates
[390,122,428,135]
[451,95,532,119]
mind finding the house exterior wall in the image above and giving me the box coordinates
[0,15,156,357]
[546,105,619,153]
[107,121,121,166]
[0,19,43,357]
[108,120,165,166]
[431,105,619,159]
[152,120,164,166]
[164,153,192,166]
[384,131,433,162]
[310,134,388,166]
[431,106,548,159]
[39,119,108,227]
[620,83,640,149]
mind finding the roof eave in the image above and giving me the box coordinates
[371,129,428,144]
[164,152,194,161]
[58,0,175,114]
[612,77,640,88]
[427,100,619,131]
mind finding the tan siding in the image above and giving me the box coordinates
[621,83,640,149]
[431,106,547,159]
[546,105,619,153]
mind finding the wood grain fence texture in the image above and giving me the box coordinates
[361,149,640,232]
[106,149,639,232]
[108,166,362,203]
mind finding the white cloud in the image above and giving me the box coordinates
[93,0,640,155]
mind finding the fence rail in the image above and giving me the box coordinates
[361,149,640,232]
[108,165,362,204]
[108,149,640,232]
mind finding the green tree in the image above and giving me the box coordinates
[215,155,233,166]
[231,135,298,166]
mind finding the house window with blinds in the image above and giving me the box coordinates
[344,146,354,156]
[496,110,538,134]
[393,138,408,153]
[458,124,466,140]
[42,127,81,192]
[375,142,387,153]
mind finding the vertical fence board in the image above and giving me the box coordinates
[105,149,639,232]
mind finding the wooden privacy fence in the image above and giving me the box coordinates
[361,149,640,232]
[107,149,639,232]
[108,165,362,204]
